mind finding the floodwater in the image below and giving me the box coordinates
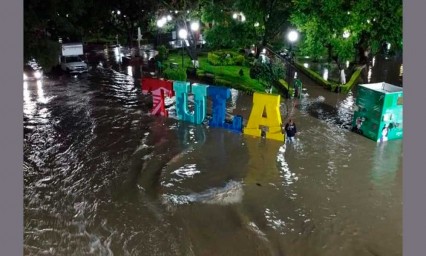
[23,47,402,255]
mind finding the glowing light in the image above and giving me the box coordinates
[323,68,329,81]
[37,80,47,104]
[157,19,165,28]
[254,22,259,27]
[387,43,391,50]
[287,30,299,43]
[346,60,350,68]
[167,15,172,21]
[367,66,372,82]
[117,10,121,15]
[34,71,42,79]
[343,30,350,38]
[178,29,188,39]
[113,47,121,63]
[262,48,266,54]
[304,63,309,68]
[190,21,200,31]
[233,13,238,19]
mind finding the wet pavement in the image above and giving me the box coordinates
[23,46,402,255]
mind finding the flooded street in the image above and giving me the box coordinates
[23,47,402,255]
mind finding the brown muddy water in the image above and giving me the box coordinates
[23,47,402,255]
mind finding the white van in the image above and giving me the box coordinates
[60,43,88,73]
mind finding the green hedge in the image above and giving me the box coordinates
[207,52,222,65]
[207,50,245,66]
[295,62,365,93]
[340,66,364,93]
[294,62,337,91]
[164,67,187,81]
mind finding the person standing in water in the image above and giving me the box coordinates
[284,119,297,142]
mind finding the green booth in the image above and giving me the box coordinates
[352,82,403,142]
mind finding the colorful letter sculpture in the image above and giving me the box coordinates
[140,78,286,142]
[141,78,174,117]
[207,86,243,132]
[243,92,284,141]
[173,81,208,125]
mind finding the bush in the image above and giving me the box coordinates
[207,50,245,66]
[156,45,169,62]
[232,55,245,66]
[207,52,222,65]
[164,67,187,81]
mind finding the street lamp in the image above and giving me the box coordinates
[286,29,299,83]
[190,21,201,68]
[343,30,350,39]
[287,30,299,62]
[190,21,199,31]
[178,28,188,68]
[156,18,166,48]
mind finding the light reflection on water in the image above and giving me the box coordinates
[23,50,402,255]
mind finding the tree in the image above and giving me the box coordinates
[150,0,204,66]
[236,0,293,57]
[291,0,402,66]
[250,58,285,92]
[200,0,259,50]
[24,0,88,69]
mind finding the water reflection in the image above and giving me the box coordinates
[127,66,133,77]
[371,141,402,189]
[36,80,48,104]
[113,47,121,63]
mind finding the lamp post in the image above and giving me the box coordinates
[156,17,166,48]
[190,21,200,68]
[178,28,188,68]
[286,30,299,85]
[287,30,299,63]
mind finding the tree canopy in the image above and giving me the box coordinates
[290,0,402,65]
[24,0,402,70]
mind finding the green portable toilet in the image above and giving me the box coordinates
[352,82,403,142]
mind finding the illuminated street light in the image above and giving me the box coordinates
[117,10,121,15]
[287,30,299,43]
[178,28,188,40]
[190,21,200,31]
[287,29,299,62]
[179,29,188,68]
[343,30,350,39]
[157,19,165,28]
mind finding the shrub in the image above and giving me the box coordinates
[207,50,245,66]
[164,67,187,81]
[156,45,169,62]
[232,55,245,66]
[207,52,221,65]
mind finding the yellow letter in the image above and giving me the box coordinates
[243,92,284,141]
